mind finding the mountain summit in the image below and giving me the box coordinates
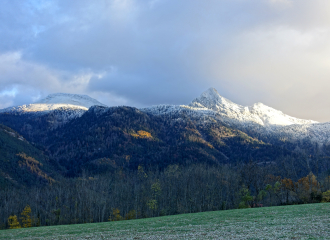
[190,87,317,127]
[35,93,107,109]
[0,93,107,114]
[190,87,245,114]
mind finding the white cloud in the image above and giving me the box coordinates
[0,51,128,107]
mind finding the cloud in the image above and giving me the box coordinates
[1,0,330,121]
[0,51,129,108]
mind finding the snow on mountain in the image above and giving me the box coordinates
[142,87,330,145]
[0,93,107,114]
[1,88,329,145]
[143,87,317,128]
[36,93,107,109]
[189,88,317,127]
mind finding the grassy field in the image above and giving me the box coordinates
[1,203,329,239]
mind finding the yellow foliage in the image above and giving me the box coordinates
[21,205,32,228]
[17,153,55,184]
[322,190,330,202]
[17,153,42,166]
[131,130,153,139]
[8,215,21,229]
[109,208,123,221]
[125,210,136,220]
[207,143,214,149]
[297,172,320,202]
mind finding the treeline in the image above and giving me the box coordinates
[1,163,330,229]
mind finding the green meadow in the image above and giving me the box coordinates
[1,203,329,240]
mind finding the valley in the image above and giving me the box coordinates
[0,88,329,230]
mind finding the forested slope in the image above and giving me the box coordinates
[0,124,60,188]
[43,106,301,177]
[0,105,323,179]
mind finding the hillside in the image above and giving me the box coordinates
[0,106,322,179]
[0,124,60,188]
[1,203,329,239]
[44,106,301,176]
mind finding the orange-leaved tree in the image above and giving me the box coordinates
[281,178,296,204]
[297,172,319,203]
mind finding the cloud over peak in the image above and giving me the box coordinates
[1,0,330,121]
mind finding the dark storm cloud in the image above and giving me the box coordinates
[1,0,330,121]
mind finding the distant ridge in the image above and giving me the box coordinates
[0,93,107,113]
[35,93,107,108]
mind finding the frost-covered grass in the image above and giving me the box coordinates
[1,203,329,239]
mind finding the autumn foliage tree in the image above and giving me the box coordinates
[296,173,319,203]
[281,178,296,204]
[8,215,21,229]
[21,205,32,228]
[109,208,123,221]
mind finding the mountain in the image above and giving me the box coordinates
[189,88,317,127]
[0,93,107,114]
[142,88,330,146]
[2,88,329,148]
[0,88,328,179]
[0,93,107,143]
[35,93,107,109]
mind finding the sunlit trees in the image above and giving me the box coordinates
[296,172,320,203]
[8,215,21,229]
[21,205,32,228]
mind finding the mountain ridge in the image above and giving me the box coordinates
[189,87,317,127]
[0,89,327,183]
[0,93,107,114]
[1,88,329,145]
[0,88,319,127]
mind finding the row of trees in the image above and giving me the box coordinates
[8,205,32,229]
[1,163,330,229]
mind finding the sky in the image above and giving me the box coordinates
[1,0,330,122]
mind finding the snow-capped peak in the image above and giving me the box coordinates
[189,87,317,127]
[0,93,107,114]
[35,93,107,109]
[190,87,244,113]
